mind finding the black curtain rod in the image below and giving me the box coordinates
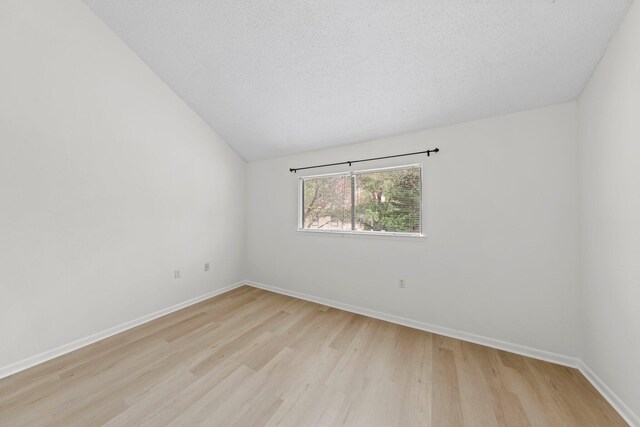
[289,148,439,173]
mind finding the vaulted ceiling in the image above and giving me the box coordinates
[84,0,632,161]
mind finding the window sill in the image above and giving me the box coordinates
[296,228,424,238]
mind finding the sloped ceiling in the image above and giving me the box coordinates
[84,0,632,161]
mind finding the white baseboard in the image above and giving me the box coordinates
[246,280,637,426]
[577,361,639,427]
[0,281,245,381]
[245,280,579,367]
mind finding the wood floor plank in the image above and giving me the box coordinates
[432,344,464,426]
[0,285,628,426]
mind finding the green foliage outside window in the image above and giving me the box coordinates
[302,166,421,234]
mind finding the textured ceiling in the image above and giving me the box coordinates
[84,0,632,161]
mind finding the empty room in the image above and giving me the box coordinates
[1,0,639,425]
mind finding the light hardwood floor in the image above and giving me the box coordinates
[0,286,627,426]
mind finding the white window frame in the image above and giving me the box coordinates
[297,164,424,238]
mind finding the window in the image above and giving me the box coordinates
[299,164,422,236]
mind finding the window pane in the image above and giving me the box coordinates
[354,167,421,233]
[302,174,352,230]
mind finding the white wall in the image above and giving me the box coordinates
[578,0,640,421]
[247,102,580,358]
[0,0,246,370]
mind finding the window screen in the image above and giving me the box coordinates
[300,165,422,235]
[301,174,352,231]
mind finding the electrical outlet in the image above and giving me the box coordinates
[204,263,210,272]
[174,270,182,279]
[399,279,405,288]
